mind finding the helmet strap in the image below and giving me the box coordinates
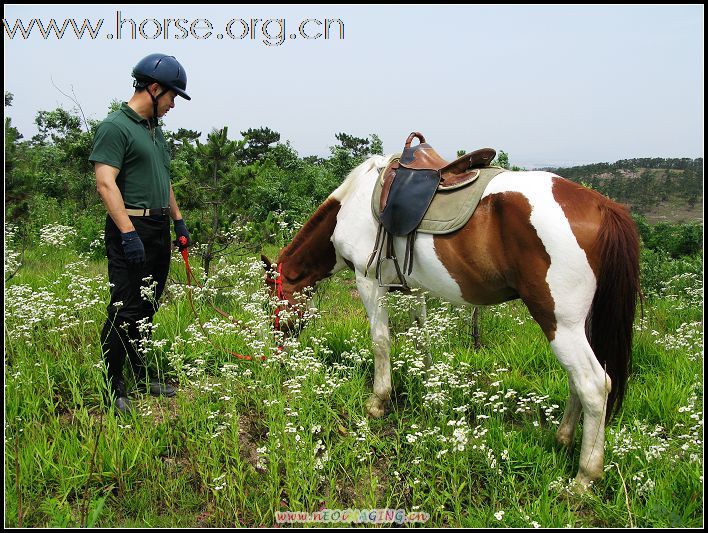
[148,84,169,129]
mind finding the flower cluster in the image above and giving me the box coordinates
[40,223,77,247]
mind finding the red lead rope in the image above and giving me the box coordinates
[274,263,284,331]
[179,237,265,361]
[273,263,285,353]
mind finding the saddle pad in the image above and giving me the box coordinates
[371,156,506,234]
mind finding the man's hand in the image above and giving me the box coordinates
[121,231,146,264]
[173,219,191,250]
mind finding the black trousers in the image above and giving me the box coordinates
[101,215,171,394]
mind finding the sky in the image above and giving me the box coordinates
[4,4,704,168]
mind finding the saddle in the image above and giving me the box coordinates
[368,132,497,288]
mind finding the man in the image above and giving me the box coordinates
[90,53,192,414]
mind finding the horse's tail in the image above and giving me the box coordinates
[588,201,641,420]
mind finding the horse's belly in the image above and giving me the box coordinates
[391,233,515,306]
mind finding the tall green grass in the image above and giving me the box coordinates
[4,238,703,527]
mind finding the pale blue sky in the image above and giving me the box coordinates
[4,4,704,168]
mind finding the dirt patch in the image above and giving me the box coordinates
[237,412,269,472]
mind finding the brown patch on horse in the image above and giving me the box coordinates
[551,177,605,278]
[278,197,341,296]
[434,192,557,339]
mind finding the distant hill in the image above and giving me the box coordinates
[546,158,703,224]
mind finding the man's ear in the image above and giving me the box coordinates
[149,82,162,97]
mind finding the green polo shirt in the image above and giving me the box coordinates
[89,102,171,209]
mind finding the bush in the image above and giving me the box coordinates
[634,215,703,258]
[640,248,703,298]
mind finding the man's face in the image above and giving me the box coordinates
[150,84,177,117]
[157,89,177,117]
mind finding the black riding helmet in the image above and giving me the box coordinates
[132,53,191,101]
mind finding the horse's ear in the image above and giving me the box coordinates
[261,254,273,272]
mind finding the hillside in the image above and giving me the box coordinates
[546,158,703,224]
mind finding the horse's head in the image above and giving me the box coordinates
[262,254,310,336]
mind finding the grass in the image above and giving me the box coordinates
[4,239,704,528]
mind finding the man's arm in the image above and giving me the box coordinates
[95,162,135,233]
[168,183,183,222]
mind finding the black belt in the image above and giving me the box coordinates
[125,207,169,217]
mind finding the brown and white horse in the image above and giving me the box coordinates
[263,154,640,488]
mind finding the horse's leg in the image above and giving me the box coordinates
[356,274,392,418]
[555,377,582,448]
[520,284,605,489]
[550,325,610,488]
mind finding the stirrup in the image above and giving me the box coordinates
[376,256,408,289]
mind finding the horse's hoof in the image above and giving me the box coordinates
[571,474,597,495]
[365,394,389,418]
[555,432,574,449]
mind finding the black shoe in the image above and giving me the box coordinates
[115,396,134,415]
[148,379,176,397]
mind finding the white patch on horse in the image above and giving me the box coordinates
[404,234,467,305]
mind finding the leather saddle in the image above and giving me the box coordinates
[380,132,496,236]
[368,132,496,287]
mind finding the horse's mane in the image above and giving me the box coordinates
[330,154,396,202]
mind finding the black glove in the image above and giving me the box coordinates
[121,231,146,264]
[173,219,191,250]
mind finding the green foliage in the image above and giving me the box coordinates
[492,150,524,171]
[493,150,510,169]
[164,127,201,158]
[639,247,702,299]
[190,127,245,273]
[328,132,383,181]
[334,132,371,157]
[237,126,281,165]
[634,215,703,258]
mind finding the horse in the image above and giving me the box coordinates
[262,154,640,489]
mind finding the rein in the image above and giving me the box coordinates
[179,238,269,362]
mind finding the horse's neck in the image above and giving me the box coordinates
[279,155,389,289]
[280,197,342,290]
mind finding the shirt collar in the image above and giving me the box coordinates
[120,102,150,126]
